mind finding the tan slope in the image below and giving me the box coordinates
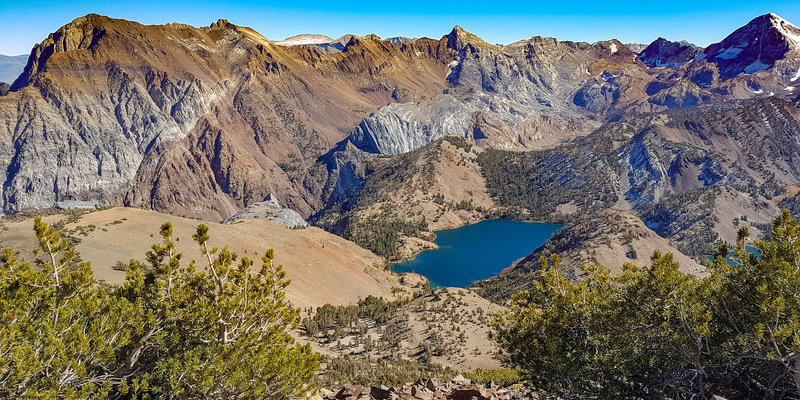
[520,209,704,276]
[0,207,396,308]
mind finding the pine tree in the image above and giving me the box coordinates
[0,218,318,399]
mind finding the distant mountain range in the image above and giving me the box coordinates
[0,54,27,85]
[2,12,800,275]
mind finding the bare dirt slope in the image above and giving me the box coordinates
[0,207,396,308]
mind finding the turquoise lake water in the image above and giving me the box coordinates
[391,219,563,288]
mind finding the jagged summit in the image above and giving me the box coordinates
[638,37,701,68]
[446,25,494,51]
[702,12,800,79]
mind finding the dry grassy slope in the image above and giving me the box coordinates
[712,187,780,245]
[549,210,704,276]
[0,207,398,308]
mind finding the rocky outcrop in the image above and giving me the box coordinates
[347,95,473,154]
[316,377,537,400]
[221,194,308,227]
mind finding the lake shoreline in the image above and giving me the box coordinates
[391,218,563,288]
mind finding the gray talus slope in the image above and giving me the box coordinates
[342,30,644,155]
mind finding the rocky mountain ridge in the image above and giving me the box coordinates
[637,37,701,68]
[2,12,800,279]
[0,14,451,220]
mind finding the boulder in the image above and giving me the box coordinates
[336,384,363,399]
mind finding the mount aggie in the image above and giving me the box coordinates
[2,12,800,277]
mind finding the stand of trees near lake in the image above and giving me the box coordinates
[5,211,800,398]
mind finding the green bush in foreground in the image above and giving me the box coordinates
[493,210,800,399]
[463,368,523,387]
[315,355,456,388]
[0,217,317,399]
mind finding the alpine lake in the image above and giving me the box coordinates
[391,219,563,288]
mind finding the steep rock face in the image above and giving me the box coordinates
[348,95,472,154]
[0,15,450,220]
[638,37,701,68]
[5,12,800,222]
[338,31,647,157]
[701,13,800,80]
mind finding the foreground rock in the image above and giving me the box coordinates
[319,377,536,400]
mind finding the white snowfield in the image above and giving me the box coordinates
[771,13,800,49]
[274,34,335,46]
[792,67,800,82]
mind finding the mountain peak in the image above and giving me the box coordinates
[446,25,493,51]
[210,18,233,29]
[701,13,800,79]
[638,37,701,68]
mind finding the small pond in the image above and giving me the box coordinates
[391,219,562,287]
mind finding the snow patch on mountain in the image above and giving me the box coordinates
[716,47,744,59]
[274,34,335,46]
[771,13,800,49]
[747,82,763,93]
[744,60,770,73]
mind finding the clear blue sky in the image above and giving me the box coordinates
[1,0,798,55]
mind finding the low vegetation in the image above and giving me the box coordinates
[315,356,456,388]
[463,368,523,387]
[493,210,800,399]
[477,141,618,222]
[0,217,317,399]
[8,209,800,398]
